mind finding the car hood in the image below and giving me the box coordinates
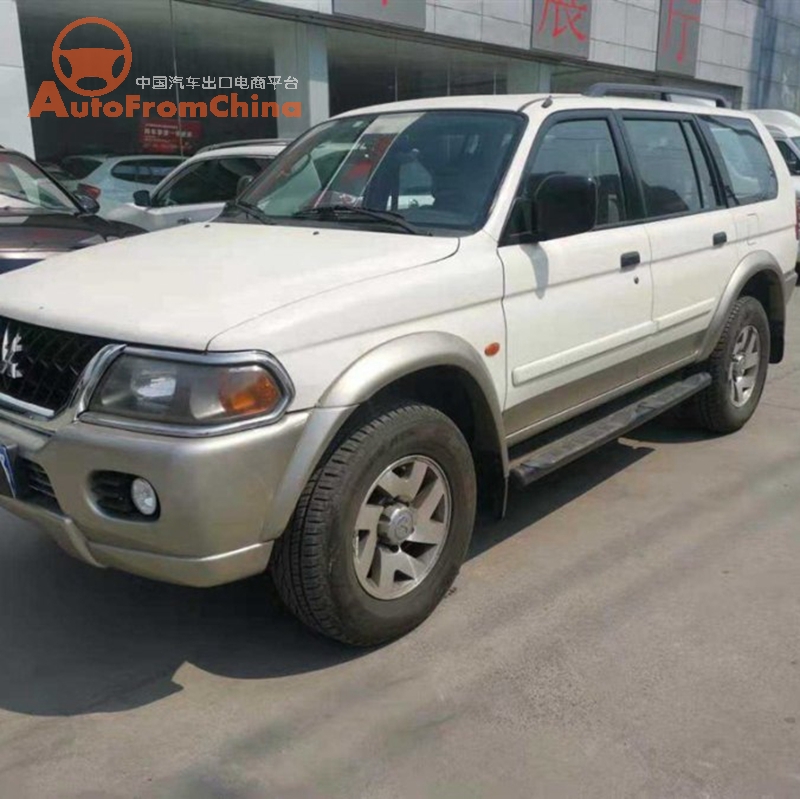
[0,212,142,273]
[0,212,140,250]
[0,222,459,350]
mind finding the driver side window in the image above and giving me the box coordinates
[156,157,266,207]
[506,117,625,240]
[527,118,625,227]
[776,140,800,175]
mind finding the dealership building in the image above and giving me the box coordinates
[2,0,800,162]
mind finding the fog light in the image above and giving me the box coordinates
[131,478,159,516]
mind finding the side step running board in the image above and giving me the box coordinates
[510,372,711,488]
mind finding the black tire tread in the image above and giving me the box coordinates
[271,402,458,646]
[691,296,768,433]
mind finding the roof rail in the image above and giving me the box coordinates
[196,138,293,154]
[584,83,730,109]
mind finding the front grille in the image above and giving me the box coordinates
[18,459,60,512]
[0,316,111,415]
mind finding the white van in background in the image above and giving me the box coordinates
[752,110,800,272]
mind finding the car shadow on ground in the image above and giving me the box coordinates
[0,423,711,720]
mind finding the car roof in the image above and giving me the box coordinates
[63,154,184,162]
[334,92,754,120]
[751,109,800,137]
[185,143,287,162]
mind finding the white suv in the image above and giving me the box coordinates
[59,154,185,214]
[105,140,289,232]
[0,86,795,645]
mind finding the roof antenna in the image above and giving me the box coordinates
[542,95,553,108]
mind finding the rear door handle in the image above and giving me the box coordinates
[713,231,727,246]
[620,251,641,269]
[176,217,192,226]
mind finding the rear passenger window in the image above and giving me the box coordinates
[683,123,721,209]
[624,119,704,218]
[525,119,625,226]
[701,116,778,204]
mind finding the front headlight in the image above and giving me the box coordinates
[87,352,291,427]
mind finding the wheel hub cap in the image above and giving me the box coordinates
[380,505,415,546]
[728,325,760,408]
[352,456,452,601]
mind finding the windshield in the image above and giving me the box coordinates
[234,110,525,234]
[792,137,800,152]
[0,152,77,215]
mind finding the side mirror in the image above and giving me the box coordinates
[133,189,152,207]
[75,192,100,215]
[530,174,597,241]
[236,174,254,196]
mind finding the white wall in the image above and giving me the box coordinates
[0,0,33,155]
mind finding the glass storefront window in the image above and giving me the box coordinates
[16,0,547,212]
[17,0,298,164]
[327,27,547,116]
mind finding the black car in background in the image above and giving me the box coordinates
[0,147,143,274]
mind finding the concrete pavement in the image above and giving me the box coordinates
[0,293,798,798]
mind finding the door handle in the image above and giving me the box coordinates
[176,217,192,226]
[620,251,641,269]
[712,231,727,246]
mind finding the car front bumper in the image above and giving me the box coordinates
[0,411,310,587]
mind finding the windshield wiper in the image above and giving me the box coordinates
[224,198,275,226]
[292,205,428,235]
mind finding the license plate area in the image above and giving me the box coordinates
[0,443,18,499]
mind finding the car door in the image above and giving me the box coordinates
[142,156,272,231]
[619,113,737,373]
[699,115,785,267]
[500,113,654,440]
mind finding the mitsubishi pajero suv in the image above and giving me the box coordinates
[0,85,795,645]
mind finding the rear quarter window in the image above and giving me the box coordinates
[110,161,142,183]
[61,157,102,180]
[701,116,778,205]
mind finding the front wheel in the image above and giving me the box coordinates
[271,402,477,646]
[691,296,770,433]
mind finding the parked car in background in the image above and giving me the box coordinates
[59,154,185,215]
[0,88,794,645]
[752,110,800,274]
[0,146,142,274]
[105,140,289,232]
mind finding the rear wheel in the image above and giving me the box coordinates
[690,296,770,433]
[271,402,476,646]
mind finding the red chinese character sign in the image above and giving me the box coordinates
[532,0,592,59]
[657,0,702,76]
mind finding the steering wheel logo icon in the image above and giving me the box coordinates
[52,17,132,97]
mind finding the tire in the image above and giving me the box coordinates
[690,296,770,434]
[271,401,477,646]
